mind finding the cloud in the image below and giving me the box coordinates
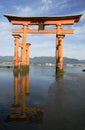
[80,10,85,21]
[0,20,10,29]
[30,44,55,57]
[14,6,32,16]
[75,24,85,37]
[55,0,69,9]
[14,5,42,16]
[63,23,85,60]
[0,21,14,56]
[63,44,85,60]
[41,0,52,10]
[28,34,56,57]
[14,0,51,16]
[13,0,54,16]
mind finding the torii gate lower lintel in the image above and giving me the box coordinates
[4,14,82,70]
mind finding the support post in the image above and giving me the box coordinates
[13,34,21,68]
[56,34,65,72]
[21,24,28,66]
[56,34,59,67]
[26,43,31,66]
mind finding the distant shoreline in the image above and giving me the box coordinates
[0,63,85,68]
[0,65,13,68]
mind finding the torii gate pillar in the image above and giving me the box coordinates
[26,43,31,66]
[12,34,21,68]
[56,34,65,71]
[20,24,28,66]
[20,43,31,68]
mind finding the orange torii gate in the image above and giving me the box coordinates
[4,14,82,71]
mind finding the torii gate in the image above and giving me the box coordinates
[4,14,82,71]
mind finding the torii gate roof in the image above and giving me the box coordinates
[4,14,82,23]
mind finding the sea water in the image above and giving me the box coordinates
[0,65,85,130]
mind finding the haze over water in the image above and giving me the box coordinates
[0,65,85,130]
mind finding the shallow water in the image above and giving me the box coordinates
[0,65,85,130]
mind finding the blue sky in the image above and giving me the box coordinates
[0,0,85,59]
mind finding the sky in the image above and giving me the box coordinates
[0,0,85,60]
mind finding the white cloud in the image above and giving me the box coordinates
[0,21,14,56]
[41,0,52,10]
[75,24,85,38]
[14,6,32,16]
[63,45,85,60]
[28,34,56,57]
[30,44,55,57]
[79,10,85,21]
[54,0,69,10]
[0,21,12,41]
[63,28,85,60]
[14,5,41,16]
[13,0,53,16]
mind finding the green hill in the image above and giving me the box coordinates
[0,56,85,65]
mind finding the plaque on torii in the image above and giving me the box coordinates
[4,14,82,71]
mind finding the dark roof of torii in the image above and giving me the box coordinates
[4,14,82,23]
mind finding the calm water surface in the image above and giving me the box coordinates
[0,65,85,130]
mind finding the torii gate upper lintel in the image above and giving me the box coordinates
[4,14,82,70]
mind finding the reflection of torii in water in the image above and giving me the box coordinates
[6,68,44,123]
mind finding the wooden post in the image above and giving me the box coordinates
[21,24,28,66]
[26,43,31,66]
[56,34,65,71]
[13,34,21,68]
[56,34,59,68]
